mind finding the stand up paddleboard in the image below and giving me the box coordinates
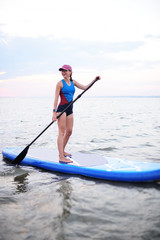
[2,147,160,182]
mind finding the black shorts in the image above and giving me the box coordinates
[57,102,73,116]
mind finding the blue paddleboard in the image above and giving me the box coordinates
[2,147,160,182]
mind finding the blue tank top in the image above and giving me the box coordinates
[59,79,75,105]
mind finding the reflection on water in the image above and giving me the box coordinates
[14,172,29,194]
[57,180,72,220]
[53,180,73,239]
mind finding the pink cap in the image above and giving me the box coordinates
[59,64,72,72]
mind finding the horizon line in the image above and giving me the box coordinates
[0,95,160,98]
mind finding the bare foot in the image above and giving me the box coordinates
[59,156,73,164]
[64,151,72,157]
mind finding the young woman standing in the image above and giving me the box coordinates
[52,65,100,163]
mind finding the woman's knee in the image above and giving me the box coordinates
[58,127,66,137]
[66,129,72,137]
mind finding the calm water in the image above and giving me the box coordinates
[0,96,160,240]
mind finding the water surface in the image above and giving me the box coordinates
[0,97,160,240]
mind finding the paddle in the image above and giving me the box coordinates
[12,76,100,164]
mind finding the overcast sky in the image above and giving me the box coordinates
[0,0,160,97]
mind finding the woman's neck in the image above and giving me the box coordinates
[64,76,70,82]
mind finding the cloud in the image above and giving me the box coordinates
[0,0,160,96]
[0,32,145,79]
[1,0,160,42]
[0,71,6,75]
[145,34,160,39]
[110,37,160,70]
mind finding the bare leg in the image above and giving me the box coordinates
[63,114,73,156]
[57,112,73,163]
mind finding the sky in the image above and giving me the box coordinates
[0,0,160,97]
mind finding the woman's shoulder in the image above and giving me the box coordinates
[57,80,63,85]
[56,80,63,89]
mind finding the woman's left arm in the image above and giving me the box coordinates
[73,76,101,90]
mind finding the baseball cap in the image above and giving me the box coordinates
[59,65,72,72]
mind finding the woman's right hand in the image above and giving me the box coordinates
[52,112,57,122]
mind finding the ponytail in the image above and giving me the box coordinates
[70,72,73,81]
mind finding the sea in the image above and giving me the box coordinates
[0,96,160,240]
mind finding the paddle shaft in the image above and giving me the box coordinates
[12,77,99,164]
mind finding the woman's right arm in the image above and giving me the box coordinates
[52,81,62,121]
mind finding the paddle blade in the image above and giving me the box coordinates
[12,146,29,164]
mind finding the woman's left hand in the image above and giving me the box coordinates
[95,76,101,80]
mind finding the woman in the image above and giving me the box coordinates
[52,64,100,164]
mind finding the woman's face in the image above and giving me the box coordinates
[61,70,71,79]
